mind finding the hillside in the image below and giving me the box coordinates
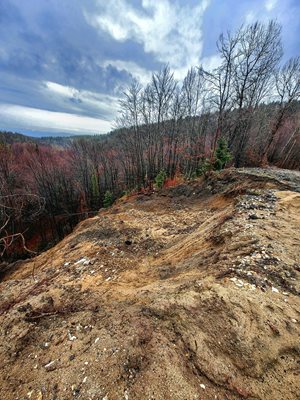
[0,168,299,400]
[0,131,37,144]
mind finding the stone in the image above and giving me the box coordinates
[44,360,57,372]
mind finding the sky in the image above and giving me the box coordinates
[0,0,299,137]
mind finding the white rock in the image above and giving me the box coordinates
[44,360,57,371]
[95,337,100,344]
[75,258,87,265]
[82,376,87,383]
[68,331,77,341]
[200,384,206,389]
[271,287,279,293]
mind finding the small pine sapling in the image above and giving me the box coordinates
[214,138,232,170]
[155,170,167,189]
[103,190,113,208]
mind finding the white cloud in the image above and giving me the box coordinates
[245,10,256,24]
[201,54,222,71]
[85,0,210,80]
[43,81,120,120]
[265,0,278,11]
[0,103,112,134]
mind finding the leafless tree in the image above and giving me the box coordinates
[182,67,208,176]
[263,57,300,162]
[117,80,145,187]
[203,30,240,153]
[0,193,44,257]
[229,20,283,165]
[150,65,177,172]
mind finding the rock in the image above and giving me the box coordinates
[36,391,43,400]
[271,287,279,293]
[68,331,77,341]
[71,385,80,396]
[75,258,88,265]
[44,360,57,372]
[249,214,260,220]
[17,303,33,313]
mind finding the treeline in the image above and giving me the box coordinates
[1,20,300,260]
[116,20,300,187]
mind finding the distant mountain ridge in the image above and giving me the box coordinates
[0,130,76,146]
[0,130,37,144]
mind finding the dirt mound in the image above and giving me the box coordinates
[0,168,299,400]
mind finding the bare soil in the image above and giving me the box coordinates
[0,168,299,400]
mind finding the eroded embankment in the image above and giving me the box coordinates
[0,168,299,400]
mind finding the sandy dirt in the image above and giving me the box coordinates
[0,168,299,400]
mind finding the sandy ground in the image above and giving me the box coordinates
[0,168,299,400]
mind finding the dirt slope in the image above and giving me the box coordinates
[0,168,299,400]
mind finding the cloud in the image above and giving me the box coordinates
[201,54,222,71]
[265,0,278,11]
[43,81,120,119]
[1,0,299,136]
[0,103,112,134]
[99,59,152,85]
[245,10,256,23]
[85,0,210,79]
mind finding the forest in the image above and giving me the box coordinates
[1,20,300,261]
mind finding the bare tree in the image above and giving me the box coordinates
[117,80,145,187]
[229,20,283,165]
[182,67,208,176]
[0,193,44,257]
[203,30,240,153]
[263,56,300,162]
[150,65,177,172]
